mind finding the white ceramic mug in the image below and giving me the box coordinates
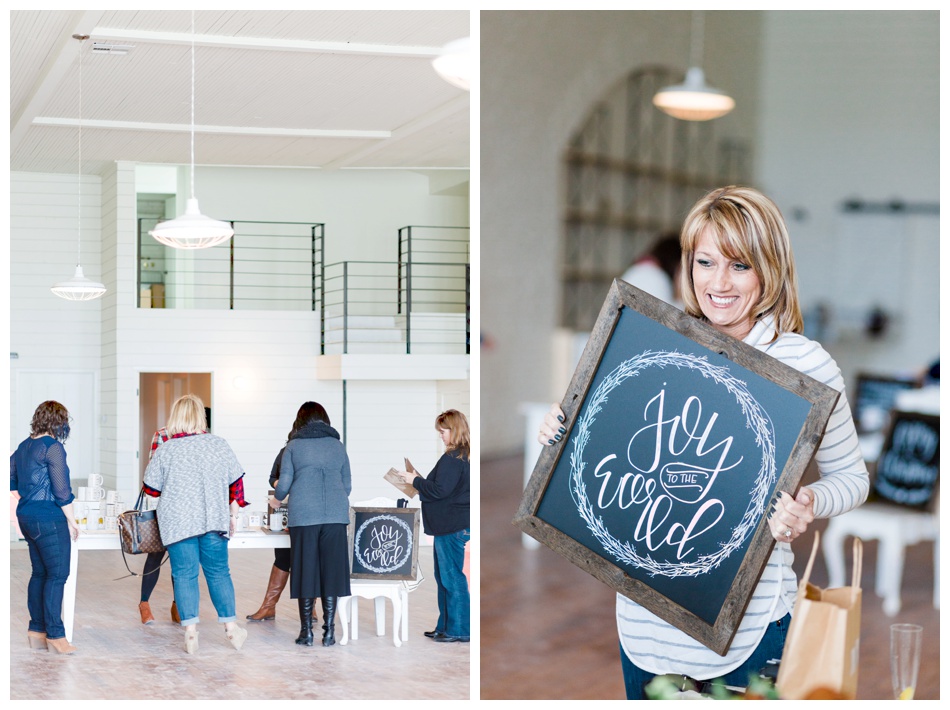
[86,486,105,501]
[87,473,103,487]
[106,490,119,504]
[268,512,285,531]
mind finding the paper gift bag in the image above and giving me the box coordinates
[777,531,863,700]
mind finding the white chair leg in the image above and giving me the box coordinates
[338,596,352,646]
[822,520,847,588]
[400,588,409,643]
[391,590,402,647]
[879,532,904,617]
[374,596,386,637]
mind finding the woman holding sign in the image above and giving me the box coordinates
[272,402,351,647]
[539,186,869,697]
[397,409,471,642]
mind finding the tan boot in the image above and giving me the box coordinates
[47,637,77,655]
[27,630,47,650]
[246,565,289,621]
[139,601,155,625]
[171,600,180,624]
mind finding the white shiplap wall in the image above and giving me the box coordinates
[9,172,104,474]
[10,167,470,512]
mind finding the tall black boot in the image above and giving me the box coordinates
[295,598,314,646]
[321,597,337,647]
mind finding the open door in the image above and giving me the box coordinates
[139,372,212,485]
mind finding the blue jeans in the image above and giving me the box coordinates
[433,528,470,639]
[19,516,72,639]
[620,614,791,699]
[167,532,236,625]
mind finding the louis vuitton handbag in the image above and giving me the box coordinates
[117,489,167,577]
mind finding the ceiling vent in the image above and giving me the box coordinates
[92,42,134,55]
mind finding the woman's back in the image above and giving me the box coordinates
[279,437,351,526]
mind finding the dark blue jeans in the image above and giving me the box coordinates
[433,528,470,639]
[19,516,72,639]
[620,614,791,699]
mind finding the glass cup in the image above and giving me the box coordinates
[890,623,922,700]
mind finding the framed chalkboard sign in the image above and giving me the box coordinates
[348,507,420,580]
[514,280,840,655]
[870,410,939,511]
[852,373,919,433]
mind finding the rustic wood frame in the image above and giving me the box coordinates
[348,506,420,581]
[513,280,841,655]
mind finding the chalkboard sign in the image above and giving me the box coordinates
[514,280,840,655]
[852,373,919,433]
[349,507,420,580]
[871,410,939,511]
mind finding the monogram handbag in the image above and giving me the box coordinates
[116,490,168,578]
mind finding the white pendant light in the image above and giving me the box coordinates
[653,11,735,121]
[52,34,107,302]
[149,11,233,249]
[432,37,471,91]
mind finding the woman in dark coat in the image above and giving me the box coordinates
[271,402,352,647]
[398,409,471,642]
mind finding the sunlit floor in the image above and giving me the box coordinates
[480,453,940,700]
[10,544,470,700]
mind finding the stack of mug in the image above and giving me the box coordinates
[74,474,122,530]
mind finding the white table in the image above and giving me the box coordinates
[64,528,290,641]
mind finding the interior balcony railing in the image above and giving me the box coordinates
[397,225,470,314]
[321,260,470,355]
[137,219,324,311]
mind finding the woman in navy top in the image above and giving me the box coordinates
[10,401,80,655]
[398,409,471,642]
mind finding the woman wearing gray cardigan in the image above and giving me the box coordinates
[271,402,351,647]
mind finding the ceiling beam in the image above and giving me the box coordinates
[324,94,469,169]
[31,117,391,140]
[91,27,444,58]
[10,11,106,153]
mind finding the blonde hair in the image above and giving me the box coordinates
[435,409,470,461]
[165,394,208,436]
[679,185,803,336]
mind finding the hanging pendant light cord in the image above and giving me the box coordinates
[690,10,704,68]
[76,34,86,268]
[190,10,196,201]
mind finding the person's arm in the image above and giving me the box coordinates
[268,449,284,488]
[273,445,295,502]
[411,454,463,501]
[46,442,79,541]
[342,451,352,495]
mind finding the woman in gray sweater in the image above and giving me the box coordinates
[271,402,352,647]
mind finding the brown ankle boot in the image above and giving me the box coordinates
[139,601,155,625]
[47,637,77,655]
[171,601,180,624]
[246,565,289,621]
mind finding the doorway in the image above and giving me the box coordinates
[139,372,212,484]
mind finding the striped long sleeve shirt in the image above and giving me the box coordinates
[617,315,869,680]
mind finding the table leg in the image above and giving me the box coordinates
[399,588,409,643]
[63,537,79,642]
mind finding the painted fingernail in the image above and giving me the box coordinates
[557,414,565,423]
[554,434,562,441]
[547,439,555,445]
[558,427,566,434]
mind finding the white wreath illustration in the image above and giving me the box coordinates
[355,514,414,573]
[569,350,775,578]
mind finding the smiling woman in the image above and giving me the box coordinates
[538,184,869,698]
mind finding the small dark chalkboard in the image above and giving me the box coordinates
[349,507,420,580]
[870,410,939,511]
[513,280,840,656]
[852,373,919,433]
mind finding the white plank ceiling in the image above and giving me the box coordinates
[10,10,471,175]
